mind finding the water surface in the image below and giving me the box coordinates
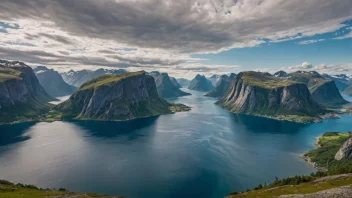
[1,89,352,198]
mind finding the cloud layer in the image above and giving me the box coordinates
[0,0,352,77]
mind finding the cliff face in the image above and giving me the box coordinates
[155,73,191,98]
[34,66,77,97]
[205,74,234,98]
[0,61,53,123]
[335,137,352,160]
[288,71,348,105]
[61,68,128,87]
[188,74,214,91]
[170,77,182,88]
[55,71,189,120]
[217,72,324,121]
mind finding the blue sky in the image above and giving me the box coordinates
[193,20,352,72]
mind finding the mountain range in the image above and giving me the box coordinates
[188,74,214,92]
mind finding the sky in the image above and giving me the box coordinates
[0,0,352,78]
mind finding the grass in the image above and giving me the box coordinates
[0,179,122,198]
[304,132,352,174]
[227,175,352,198]
[0,67,22,82]
[80,71,145,90]
[242,71,300,89]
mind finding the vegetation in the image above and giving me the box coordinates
[242,71,299,89]
[80,71,145,90]
[304,132,352,174]
[0,67,22,82]
[0,179,122,198]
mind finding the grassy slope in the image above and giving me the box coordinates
[304,132,352,174]
[227,175,352,198]
[0,67,21,82]
[80,71,145,90]
[242,71,299,89]
[0,180,121,198]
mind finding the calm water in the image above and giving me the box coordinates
[1,89,352,198]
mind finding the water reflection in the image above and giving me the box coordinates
[0,122,35,147]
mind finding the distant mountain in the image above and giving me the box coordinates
[188,74,214,91]
[217,71,325,123]
[61,68,128,87]
[170,77,182,88]
[154,73,191,98]
[51,71,190,121]
[288,71,348,105]
[343,84,352,96]
[34,66,77,97]
[0,60,54,124]
[274,70,288,78]
[177,78,191,87]
[208,74,221,86]
[322,74,352,91]
[205,74,235,98]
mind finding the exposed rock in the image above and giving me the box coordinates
[54,71,190,121]
[0,60,54,123]
[154,73,191,98]
[217,71,324,122]
[34,66,77,97]
[61,68,128,87]
[188,74,214,92]
[335,137,352,160]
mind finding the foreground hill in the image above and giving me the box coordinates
[288,71,348,105]
[154,73,191,98]
[61,68,128,87]
[205,74,235,98]
[49,71,190,121]
[217,71,325,123]
[34,66,77,97]
[0,61,54,124]
[188,74,214,91]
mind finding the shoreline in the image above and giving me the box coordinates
[298,134,327,171]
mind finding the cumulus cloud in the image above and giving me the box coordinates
[0,0,351,77]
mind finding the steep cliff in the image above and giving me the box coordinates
[335,137,352,160]
[53,71,190,121]
[61,68,128,87]
[0,61,54,123]
[205,74,234,98]
[155,73,191,98]
[217,71,324,122]
[170,77,182,88]
[288,71,348,105]
[34,66,77,97]
[188,74,214,91]
[323,74,352,91]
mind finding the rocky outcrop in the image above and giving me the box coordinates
[55,71,189,121]
[288,71,348,105]
[205,74,234,98]
[335,137,352,160]
[0,60,54,123]
[61,68,128,87]
[34,66,77,97]
[155,73,191,98]
[188,74,214,92]
[217,72,324,121]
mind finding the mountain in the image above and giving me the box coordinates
[0,60,54,124]
[51,71,190,121]
[177,78,191,87]
[34,66,77,97]
[217,71,325,122]
[154,73,191,98]
[288,71,348,105]
[61,68,128,87]
[323,73,352,91]
[188,74,214,91]
[205,74,235,98]
[170,77,182,88]
[274,70,288,78]
[343,84,352,96]
[335,136,352,160]
[208,74,221,86]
